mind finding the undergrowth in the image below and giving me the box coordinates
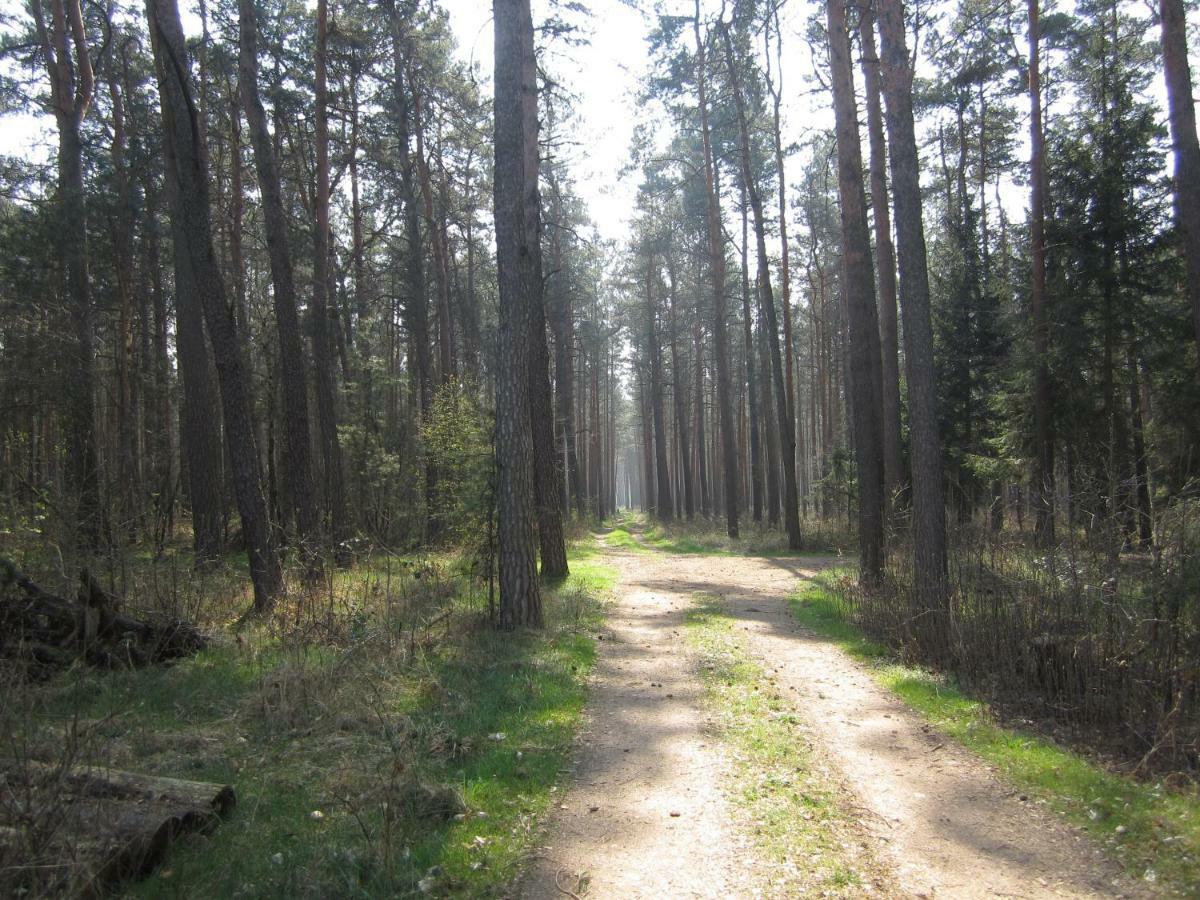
[684,592,893,897]
[793,571,1200,897]
[1,542,615,898]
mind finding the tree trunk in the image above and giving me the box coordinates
[738,183,764,522]
[108,66,142,541]
[646,258,674,520]
[390,3,439,542]
[875,0,949,600]
[828,0,886,582]
[147,0,282,613]
[313,0,348,560]
[412,79,456,384]
[1028,0,1056,547]
[33,0,102,550]
[694,3,738,537]
[667,260,695,520]
[548,178,584,519]
[721,20,801,549]
[858,3,904,509]
[238,0,321,563]
[1159,0,1200,372]
[493,0,544,625]
[694,322,711,517]
[764,10,798,499]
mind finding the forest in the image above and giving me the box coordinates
[1,0,1199,895]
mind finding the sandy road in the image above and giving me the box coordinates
[520,545,1142,899]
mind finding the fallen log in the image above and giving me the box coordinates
[0,559,208,674]
[0,760,235,897]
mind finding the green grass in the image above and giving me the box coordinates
[600,511,848,558]
[684,593,885,896]
[792,571,1200,896]
[8,548,615,899]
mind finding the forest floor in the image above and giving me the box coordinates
[520,528,1149,899]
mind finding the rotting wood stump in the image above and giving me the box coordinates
[0,559,208,676]
[0,760,236,897]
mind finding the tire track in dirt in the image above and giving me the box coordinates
[521,545,1143,899]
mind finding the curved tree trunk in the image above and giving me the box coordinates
[147,0,282,614]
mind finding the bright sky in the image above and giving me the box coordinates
[430,0,825,243]
[3,0,1196,243]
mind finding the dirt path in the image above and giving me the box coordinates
[521,545,1142,899]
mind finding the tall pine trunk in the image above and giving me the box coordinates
[828,0,886,582]
[493,0,544,625]
[147,0,282,613]
[1159,0,1200,374]
[313,0,348,560]
[238,0,321,563]
[1027,0,1056,547]
[858,4,904,509]
[33,0,102,549]
[722,21,801,549]
[874,0,949,601]
[694,4,738,537]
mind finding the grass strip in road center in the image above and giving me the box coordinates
[684,592,894,897]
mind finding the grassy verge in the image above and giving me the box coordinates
[684,593,890,897]
[792,570,1200,896]
[5,550,615,898]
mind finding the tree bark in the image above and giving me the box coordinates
[738,182,764,522]
[693,3,738,537]
[32,0,102,549]
[694,322,711,517]
[238,0,321,562]
[1028,0,1056,547]
[721,20,802,549]
[389,3,439,542]
[1159,0,1200,373]
[313,0,348,560]
[857,1,904,509]
[493,0,544,625]
[666,258,695,520]
[412,78,456,384]
[147,0,282,613]
[875,0,949,600]
[646,257,674,520]
[828,0,886,582]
